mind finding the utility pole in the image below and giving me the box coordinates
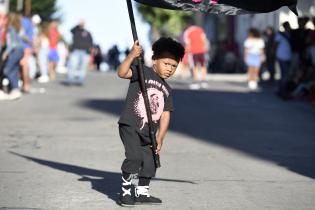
[24,0,31,16]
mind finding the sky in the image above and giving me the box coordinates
[57,0,151,54]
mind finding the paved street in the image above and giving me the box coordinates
[0,71,315,210]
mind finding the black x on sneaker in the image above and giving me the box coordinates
[116,176,135,207]
[135,186,162,205]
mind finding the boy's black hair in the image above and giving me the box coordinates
[152,37,185,62]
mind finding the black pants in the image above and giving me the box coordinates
[119,124,156,178]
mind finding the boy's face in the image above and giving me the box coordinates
[152,53,179,79]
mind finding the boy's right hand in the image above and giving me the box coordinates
[129,40,143,59]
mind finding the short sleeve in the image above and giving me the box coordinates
[164,94,173,112]
[244,39,250,48]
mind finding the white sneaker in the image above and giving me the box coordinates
[2,78,9,86]
[248,81,258,90]
[37,75,50,83]
[0,90,9,100]
[8,89,22,100]
[189,83,201,90]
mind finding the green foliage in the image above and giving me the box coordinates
[137,4,192,37]
[9,0,60,22]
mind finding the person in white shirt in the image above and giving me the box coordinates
[244,28,265,90]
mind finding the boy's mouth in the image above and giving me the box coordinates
[163,74,170,79]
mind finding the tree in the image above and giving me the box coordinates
[137,4,192,38]
[9,0,60,22]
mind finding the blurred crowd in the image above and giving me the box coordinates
[175,16,315,106]
[0,12,66,100]
[243,16,315,106]
[0,11,120,101]
[271,17,315,106]
[1,11,315,107]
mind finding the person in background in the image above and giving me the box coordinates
[18,11,34,93]
[56,40,69,74]
[92,44,102,71]
[244,28,265,90]
[35,23,50,83]
[107,44,120,71]
[31,14,41,38]
[0,13,7,99]
[66,20,93,85]
[184,23,210,89]
[289,17,310,80]
[0,13,24,100]
[176,28,193,80]
[275,21,292,97]
[48,20,60,80]
[264,26,276,82]
[307,17,315,68]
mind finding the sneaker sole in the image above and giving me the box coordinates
[116,200,135,207]
[134,202,162,205]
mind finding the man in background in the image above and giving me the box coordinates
[184,23,210,89]
[67,20,93,85]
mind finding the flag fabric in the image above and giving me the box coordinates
[134,0,298,15]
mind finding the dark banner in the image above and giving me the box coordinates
[134,0,298,15]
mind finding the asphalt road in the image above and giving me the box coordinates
[0,71,315,210]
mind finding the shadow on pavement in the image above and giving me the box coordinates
[9,151,196,202]
[78,88,315,180]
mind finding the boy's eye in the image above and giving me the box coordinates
[162,62,177,69]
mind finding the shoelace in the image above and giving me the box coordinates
[122,177,132,196]
[135,186,150,197]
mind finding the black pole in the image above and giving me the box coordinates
[126,0,161,168]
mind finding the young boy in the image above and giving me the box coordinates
[117,37,185,206]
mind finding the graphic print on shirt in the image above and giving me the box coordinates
[134,87,165,130]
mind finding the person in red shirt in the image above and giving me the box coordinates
[48,20,60,80]
[184,24,209,89]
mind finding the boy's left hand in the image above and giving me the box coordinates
[130,40,142,59]
[155,138,163,155]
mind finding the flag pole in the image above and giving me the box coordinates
[126,0,161,168]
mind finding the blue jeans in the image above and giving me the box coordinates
[3,47,24,90]
[38,48,49,76]
[67,49,90,83]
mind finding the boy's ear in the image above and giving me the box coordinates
[152,57,157,65]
